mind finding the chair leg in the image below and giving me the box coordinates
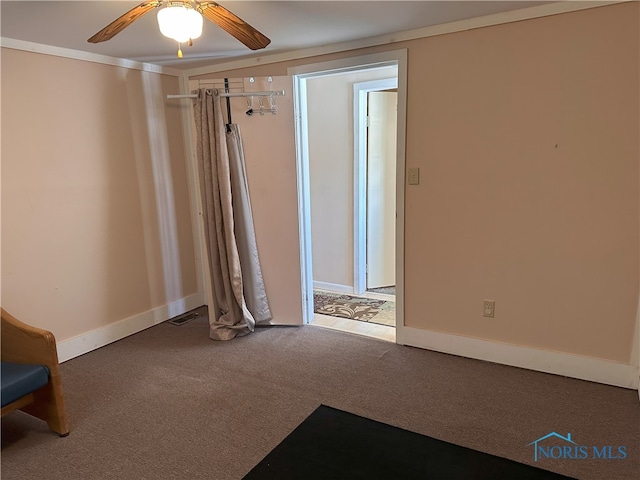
[21,379,69,436]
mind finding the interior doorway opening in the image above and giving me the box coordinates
[289,50,407,343]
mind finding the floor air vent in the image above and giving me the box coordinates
[169,311,201,326]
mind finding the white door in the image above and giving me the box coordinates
[366,91,397,289]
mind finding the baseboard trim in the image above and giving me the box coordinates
[313,281,354,294]
[397,326,639,390]
[57,293,204,362]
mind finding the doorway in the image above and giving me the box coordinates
[289,50,407,343]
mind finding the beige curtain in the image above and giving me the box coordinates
[193,89,272,341]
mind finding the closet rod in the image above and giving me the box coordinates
[166,90,285,100]
[222,90,285,98]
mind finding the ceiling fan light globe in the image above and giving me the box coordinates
[157,5,203,43]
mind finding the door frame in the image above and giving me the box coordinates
[288,49,407,335]
[353,78,398,294]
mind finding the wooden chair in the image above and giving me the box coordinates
[1,308,69,436]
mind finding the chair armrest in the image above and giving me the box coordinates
[1,309,60,370]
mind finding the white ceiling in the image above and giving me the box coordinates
[1,1,554,70]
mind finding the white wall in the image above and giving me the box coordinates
[306,66,397,291]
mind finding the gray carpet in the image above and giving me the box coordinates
[1,307,638,480]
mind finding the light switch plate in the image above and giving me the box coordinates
[408,168,420,185]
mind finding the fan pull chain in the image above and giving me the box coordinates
[176,39,193,58]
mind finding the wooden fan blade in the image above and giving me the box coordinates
[88,1,161,43]
[198,2,270,50]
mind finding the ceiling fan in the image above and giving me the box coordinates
[88,1,270,58]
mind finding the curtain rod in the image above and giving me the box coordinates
[167,90,285,100]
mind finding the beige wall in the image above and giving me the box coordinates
[194,3,639,364]
[1,49,198,342]
[306,67,396,289]
[403,4,638,363]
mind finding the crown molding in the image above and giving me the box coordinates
[0,37,183,76]
[184,1,626,77]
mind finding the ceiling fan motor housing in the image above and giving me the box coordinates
[157,2,203,43]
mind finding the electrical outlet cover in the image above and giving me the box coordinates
[483,300,495,318]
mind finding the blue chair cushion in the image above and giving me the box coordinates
[1,361,50,408]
